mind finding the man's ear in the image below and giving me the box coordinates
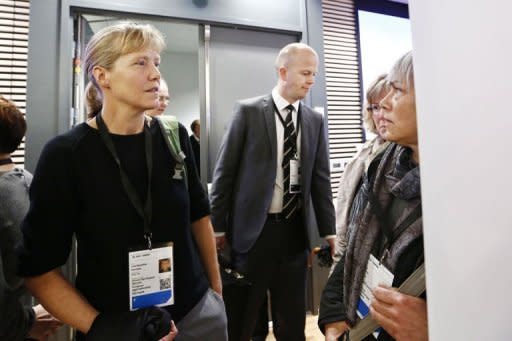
[278,66,288,82]
[92,66,110,89]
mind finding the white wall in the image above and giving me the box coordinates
[160,51,200,135]
[410,1,512,339]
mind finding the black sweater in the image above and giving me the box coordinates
[17,121,209,323]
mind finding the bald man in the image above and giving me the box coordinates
[211,43,335,340]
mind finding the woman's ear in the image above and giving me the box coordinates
[92,66,109,89]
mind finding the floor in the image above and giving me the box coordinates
[265,314,324,341]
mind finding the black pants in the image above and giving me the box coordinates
[224,215,307,341]
[252,290,280,340]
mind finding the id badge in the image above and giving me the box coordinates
[128,242,174,311]
[289,158,301,193]
[357,254,394,319]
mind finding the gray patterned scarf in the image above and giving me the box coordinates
[342,143,423,326]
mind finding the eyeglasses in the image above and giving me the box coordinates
[159,96,170,104]
[367,104,382,112]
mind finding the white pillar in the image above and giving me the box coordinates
[409,1,512,339]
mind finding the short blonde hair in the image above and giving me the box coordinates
[84,22,166,95]
[363,74,390,134]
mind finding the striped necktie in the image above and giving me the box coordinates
[281,104,299,219]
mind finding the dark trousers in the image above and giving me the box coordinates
[225,215,308,341]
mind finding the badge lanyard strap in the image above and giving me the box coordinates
[96,114,154,249]
[272,100,301,160]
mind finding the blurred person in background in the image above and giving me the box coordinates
[147,78,170,117]
[0,96,61,340]
[189,119,200,174]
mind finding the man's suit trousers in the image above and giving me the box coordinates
[225,214,308,341]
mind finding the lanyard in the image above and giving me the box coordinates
[96,114,154,249]
[272,100,301,138]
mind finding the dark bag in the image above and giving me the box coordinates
[217,249,251,341]
[218,252,251,288]
[85,306,171,341]
[313,244,333,268]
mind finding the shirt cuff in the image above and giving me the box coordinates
[324,235,336,240]
[214,232,225,237]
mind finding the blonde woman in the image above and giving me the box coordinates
[331,74,390,268]
[18,23,226,340]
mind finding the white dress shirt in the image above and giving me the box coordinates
[268,88,301,214]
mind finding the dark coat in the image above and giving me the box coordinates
[210,94,335,253]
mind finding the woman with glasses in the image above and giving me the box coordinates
[331,74,391,268]
[319,51,427,341]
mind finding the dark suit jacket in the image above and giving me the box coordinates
[189,135,200,173]
[211,94,335,254]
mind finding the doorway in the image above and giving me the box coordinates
[205,26,298,181]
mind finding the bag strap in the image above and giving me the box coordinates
[348,263,426,341]
[154,115,188,189]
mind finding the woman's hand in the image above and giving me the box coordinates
[211,278,223,298]
[215,235,226,251]
[27,304,62,341]
[370,286,428,341]
[159,320,178,341]
[324,321,349,341]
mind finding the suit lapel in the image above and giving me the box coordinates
[299,103,311,172]
[263,95,277,162]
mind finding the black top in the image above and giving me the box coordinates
[17,122,209,322]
